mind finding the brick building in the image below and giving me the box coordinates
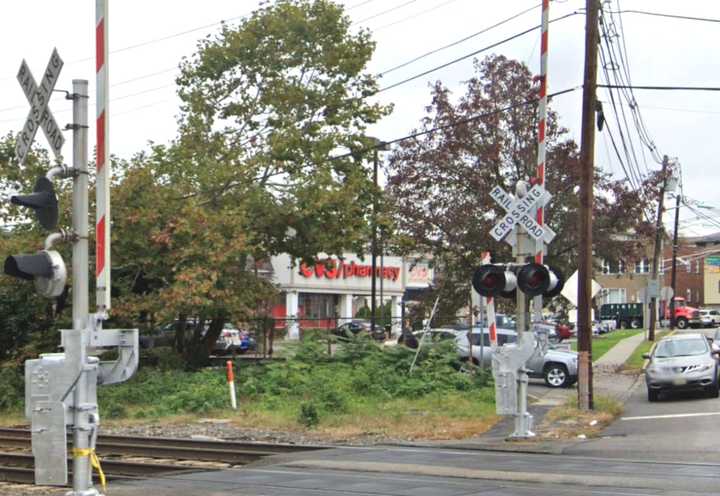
[661,240,705,307]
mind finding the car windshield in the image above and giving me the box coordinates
[654,338,708,358]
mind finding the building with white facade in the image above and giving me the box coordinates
[269,253,433,339]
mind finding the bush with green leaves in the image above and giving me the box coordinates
[240,334,493,424]
[0,334,493,425]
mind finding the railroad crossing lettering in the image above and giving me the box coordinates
[15,49,65,164]
[490,184,555,244]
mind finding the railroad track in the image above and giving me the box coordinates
[0,451,197,484]
[0,427,326,485]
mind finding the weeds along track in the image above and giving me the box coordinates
[0,427,326,485]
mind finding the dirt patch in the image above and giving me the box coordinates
[536,396,623,440]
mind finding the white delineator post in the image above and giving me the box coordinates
[533,0,550,322]
[226,361,238,410]
[96,0,111,313]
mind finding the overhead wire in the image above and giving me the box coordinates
[356,0,419,24]
[331,87,580,159]
[371,0,465,31]
[380,3,541,75]
[378,11,581,92]
[606,9,720,24]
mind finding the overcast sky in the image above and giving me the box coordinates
[0,0,717,236]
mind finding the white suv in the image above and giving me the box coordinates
[699,309,720,328]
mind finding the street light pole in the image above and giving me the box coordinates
[371,146,378,337]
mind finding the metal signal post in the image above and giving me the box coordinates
[475,182,564,438]
[8,71,138,496]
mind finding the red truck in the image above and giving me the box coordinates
[663,297,702,329]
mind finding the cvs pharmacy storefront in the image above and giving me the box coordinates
[270,253,432,339]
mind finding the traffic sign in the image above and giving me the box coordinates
[15,49,65,164]
[560,270,602,307]
[489,184,555,244]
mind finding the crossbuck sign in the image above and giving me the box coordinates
[15,48,65,165]
[489,184,555,245]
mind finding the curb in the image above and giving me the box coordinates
[381,440,567,455]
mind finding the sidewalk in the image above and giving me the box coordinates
[593,331,646,371]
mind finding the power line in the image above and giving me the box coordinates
[356,0,419,24]
[379,3,542,75]
[599,84,720,92]
[378,12,580,93]
[608,9,720,24]
[347,0,381,11]
[332,87,580,159]
[372,0,464,31]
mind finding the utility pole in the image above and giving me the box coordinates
[669,191,682,329]
[577,0,600,411]
[648,155,669,341]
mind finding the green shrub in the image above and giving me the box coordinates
[298,401,319,427]
[78,333,495,424]
[0,366,24,411]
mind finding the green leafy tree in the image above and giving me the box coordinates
[174,0,391,261]
[110,0,391,366]
[386,55,658,319]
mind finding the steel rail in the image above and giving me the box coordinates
[0,428,326,465]
[0,451,196,476]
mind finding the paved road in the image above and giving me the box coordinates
[108,444,718,495]
[568,328,720,462]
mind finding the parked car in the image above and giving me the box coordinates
[403,327,578,388]
[644,333,720,401]
[146,320,255,355]
[333,320,386,341]
[699,309,720,328]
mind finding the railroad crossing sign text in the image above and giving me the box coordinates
[15,49,65,164]
[490,184,555,244]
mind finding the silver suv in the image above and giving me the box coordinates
[644,333,720,401]
[413,327,578,388]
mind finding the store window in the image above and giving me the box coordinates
[298,293,336,320]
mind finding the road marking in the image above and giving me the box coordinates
[621,411,720,421]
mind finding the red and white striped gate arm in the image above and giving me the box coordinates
[96,0,111,312]
[533,0,550,321]
[481,252,497,347]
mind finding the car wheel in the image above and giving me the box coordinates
[648,388,659,402]
[630,318,641,329]
[544,363,570,388]
[676,317,689,329]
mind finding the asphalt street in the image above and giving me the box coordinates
[568,328,720,462]
[107,444,719,495]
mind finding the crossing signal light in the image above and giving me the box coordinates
[472,264,517,298]
[472,263,564,299]
[517,263,564,298]
[4,250,67,298]
[10,176,58,230]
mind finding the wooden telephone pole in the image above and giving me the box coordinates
[577,0,600,411]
